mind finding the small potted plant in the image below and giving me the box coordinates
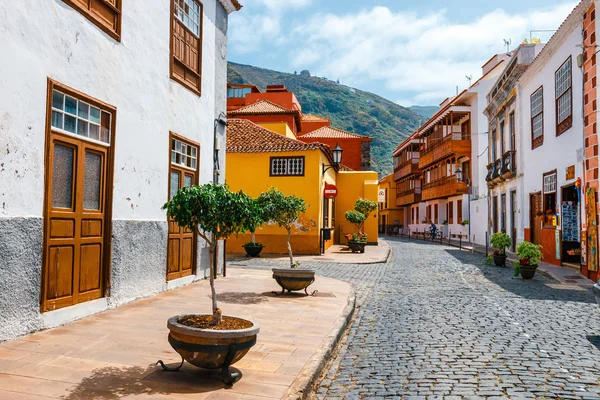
[345,210,367,253]
[258,188,314,295]
[243,198,266,257]
[515,241,543,279]
[461,219,469,226]
[490,232,511,266]
[161,183,261,385]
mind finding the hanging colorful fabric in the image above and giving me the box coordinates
[586,188,598,272]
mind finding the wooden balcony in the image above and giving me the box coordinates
[396,188,422,207]
[421,176,468,201]
[501,150,516,180]
[393,159,420,181]
[418,133,471,169]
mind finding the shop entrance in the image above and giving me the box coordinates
[560,185,581,266]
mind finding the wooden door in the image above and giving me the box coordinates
[530,192,542,245]
[166,135,199,281]
[43,135,108,311]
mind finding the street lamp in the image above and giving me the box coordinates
[455,167,463,182]
[323,143,343,173]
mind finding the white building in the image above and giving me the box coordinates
[0,0,241,341]
[517,1,588,267]
[484,44,543,250]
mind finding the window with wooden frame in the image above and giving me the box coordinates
[270,156,305,176]
[555,56,573,136]
[448,201,454,224]
[171,0,203,95]
[509,112,515,151]
[61,0,122,41]
[543,170,558,222]
[531,87,544,149]
[457,200,463,224]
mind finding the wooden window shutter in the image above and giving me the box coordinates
[62,0,121,41]
[171,0,203,95]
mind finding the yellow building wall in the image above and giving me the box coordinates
[335,171,380,244]
[257,122,296,139]
[226,149,328,255]
[378,173,404,228]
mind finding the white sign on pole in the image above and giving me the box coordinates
[378,189,386,203]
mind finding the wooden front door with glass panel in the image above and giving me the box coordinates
[167,134,199,281]
[42,83,114,312]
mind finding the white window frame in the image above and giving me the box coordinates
[51,90,110,146]
[174,0,201,37]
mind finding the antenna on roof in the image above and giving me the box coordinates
[465,75,472,86]
[503,38,512,53]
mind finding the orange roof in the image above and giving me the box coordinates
[231,0,242,10]
[301,126,371,140]
[227,119,327,154]
[302,114,330,122]
[229,100,297,116]
[338,164,354,172]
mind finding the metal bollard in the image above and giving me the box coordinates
[485,231,488,257]
[459,235,462,250]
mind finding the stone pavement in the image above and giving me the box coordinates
[235,238,600,399]
[0,269,352,399]
[229,240,391,265]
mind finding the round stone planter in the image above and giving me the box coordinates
[519,264,538,280]
[493,254,507,266]
[163,315,259,385]
[272,268,315,295]
[348,241,366,253]
[243,245,264,257]
[593,283,600,307]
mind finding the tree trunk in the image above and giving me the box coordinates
[286,228,294,268]
[209,239,221,325]
[251,231,256,243]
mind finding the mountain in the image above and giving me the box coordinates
[409,106,439,119]
[227,62,423,176]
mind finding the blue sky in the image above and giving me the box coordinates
[228,0,578,107]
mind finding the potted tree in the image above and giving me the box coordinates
[345,210,367,253]
[258,188,314,295]
[490,232,511,266]
[160,183,261,385]
[354,198,378,236]
[515,241,543,279]
[242,198,266,257]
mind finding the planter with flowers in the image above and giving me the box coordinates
[514,241,543,279]
[490,232,511,266]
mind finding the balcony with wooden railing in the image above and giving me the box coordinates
[418,132,471,169]
[421,176,468,201]
[501,150,516,180]
[395,187,422,207]
[393,157,420,181]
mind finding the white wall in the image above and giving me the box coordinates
[0,0,224,220]
[468,62,507,246]
[518,25,585,234]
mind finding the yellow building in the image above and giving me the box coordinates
[226,119,378,255]
[378,174,404,234]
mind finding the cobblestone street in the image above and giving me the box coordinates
[232,239,600,399]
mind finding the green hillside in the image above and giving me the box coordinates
[409,106,439,119]
[228,62,424,176]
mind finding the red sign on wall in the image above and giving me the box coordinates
[323,184,338,199]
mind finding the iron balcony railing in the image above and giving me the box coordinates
[501,150,516,175]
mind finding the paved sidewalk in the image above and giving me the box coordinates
[0,269,353,400]
[229,240,390,265]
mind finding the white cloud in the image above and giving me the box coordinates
[229,0,312,54]
[288,3,578,105]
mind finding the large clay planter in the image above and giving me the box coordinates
[519,263,538,280]
[493,254,507,266]
[164,315,259,385]
[243,245,264,257]
[348,241,366,253]
[593,283,600,306]
[272,268,315,295]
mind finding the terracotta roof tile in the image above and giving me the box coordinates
[227,119,324,153]
[301,126,371,140]
[229,100,297,116]
[338,164,354,172]
[301,114,330,122]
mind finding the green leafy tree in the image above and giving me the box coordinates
[163,183,259,325]
[490,232,512,255]
[258,187,307,268]
[345,210,366,241]
[246,198,267,246]
[354,198,377,233]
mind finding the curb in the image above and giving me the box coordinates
[282,288,357,400]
